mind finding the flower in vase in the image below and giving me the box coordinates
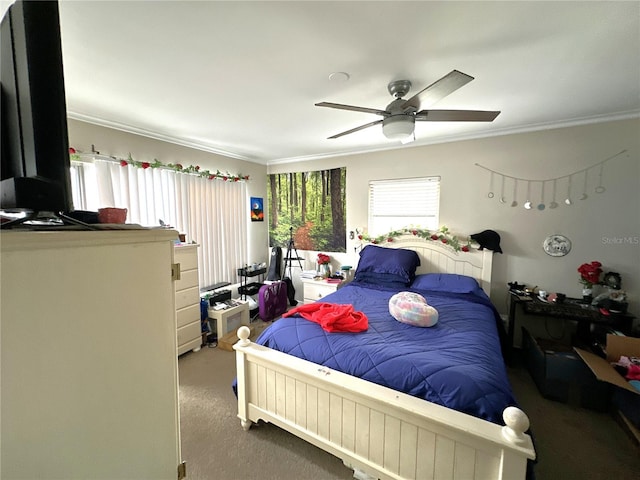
[317,253,330,265]
[578,261,603,289]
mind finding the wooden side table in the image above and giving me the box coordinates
[207,302,250,338]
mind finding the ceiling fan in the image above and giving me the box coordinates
[315,70,500,142]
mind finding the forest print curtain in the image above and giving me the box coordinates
[268,167,346,252]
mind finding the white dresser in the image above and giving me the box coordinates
[1,229,182,479]
[174,243,202,355]
[301,278,345,304]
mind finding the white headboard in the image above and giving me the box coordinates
[379,235,494,295]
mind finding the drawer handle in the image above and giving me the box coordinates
[172,263,181,281]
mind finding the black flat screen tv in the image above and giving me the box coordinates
[1,0,73,217]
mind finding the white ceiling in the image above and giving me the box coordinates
[25,1,640,164]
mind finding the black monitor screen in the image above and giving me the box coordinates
[1,0,73,213]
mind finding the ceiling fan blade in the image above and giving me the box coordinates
[327,119,383,139]
[401,70,474,110]
[315,102,388,116]
[415,109,500,122]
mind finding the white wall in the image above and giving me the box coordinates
[68,118,639,318]
[269,118,640,318]
[67,119,269,265]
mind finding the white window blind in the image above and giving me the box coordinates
[368,176,440,234]
[70,161,99,211]
[68,159,247,288]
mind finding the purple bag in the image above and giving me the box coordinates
[258,281,288,321]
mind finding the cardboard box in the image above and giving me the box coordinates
[615,409,640,445]
[522,328,610,411]
[574,334,640,395]
[613,388,640,433]
[575,335,640,432]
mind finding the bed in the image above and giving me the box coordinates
[234,234,535,480]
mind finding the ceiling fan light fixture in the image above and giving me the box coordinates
[382,115,415,140]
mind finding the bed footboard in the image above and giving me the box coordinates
[234,327,535,480]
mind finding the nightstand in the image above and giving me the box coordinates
[301,278,345,304]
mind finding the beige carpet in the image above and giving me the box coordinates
[178,325,640,480]
[178,322,352,480]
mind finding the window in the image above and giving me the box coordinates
[368,176,440,234]
[70,161,99,211]
[69,158,247,288]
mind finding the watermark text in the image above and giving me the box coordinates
[602,236,639,245]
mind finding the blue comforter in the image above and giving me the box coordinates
[254,281,516,425]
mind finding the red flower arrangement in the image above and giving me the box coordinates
[317,253,330,265]
[578,261,603,288]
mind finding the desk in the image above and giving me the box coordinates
[208,302,250,338]
[507,292,634,361]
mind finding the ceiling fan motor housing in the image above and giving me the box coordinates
[386,98,415,115]
[387,80,412,98]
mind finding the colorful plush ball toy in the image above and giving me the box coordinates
[389,291,439,327]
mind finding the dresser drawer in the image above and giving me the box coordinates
[304,282,337,302]
[177,303,200,328]
[175,286,199,310]
[177,320,201,348]
[175,268,198,291]
[174,247,198,271]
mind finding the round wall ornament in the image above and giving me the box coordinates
[543,234,571,257]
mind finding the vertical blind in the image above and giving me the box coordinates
[368,176,440,234]
[70,159,247,288]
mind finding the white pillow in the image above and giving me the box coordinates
[389,291,439,327]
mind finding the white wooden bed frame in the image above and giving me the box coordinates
[234,236,536,479]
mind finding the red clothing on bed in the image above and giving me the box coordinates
[282,302,368,332]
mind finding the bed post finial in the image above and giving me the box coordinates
[237,326,251,346]
[501,406,530,445]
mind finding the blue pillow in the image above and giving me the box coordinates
[411,273,480,294]
[353,271,409,289]
[354,245,421,285]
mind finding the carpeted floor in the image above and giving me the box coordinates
[178,323,640,480]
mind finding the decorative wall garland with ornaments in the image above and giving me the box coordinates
[69,146,250,182]
[474,149,627,211]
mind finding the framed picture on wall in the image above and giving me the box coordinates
[250,197,264,222]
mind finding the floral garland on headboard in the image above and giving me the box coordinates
[356,226,474,252]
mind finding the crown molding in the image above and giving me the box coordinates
[69,110,640,167]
